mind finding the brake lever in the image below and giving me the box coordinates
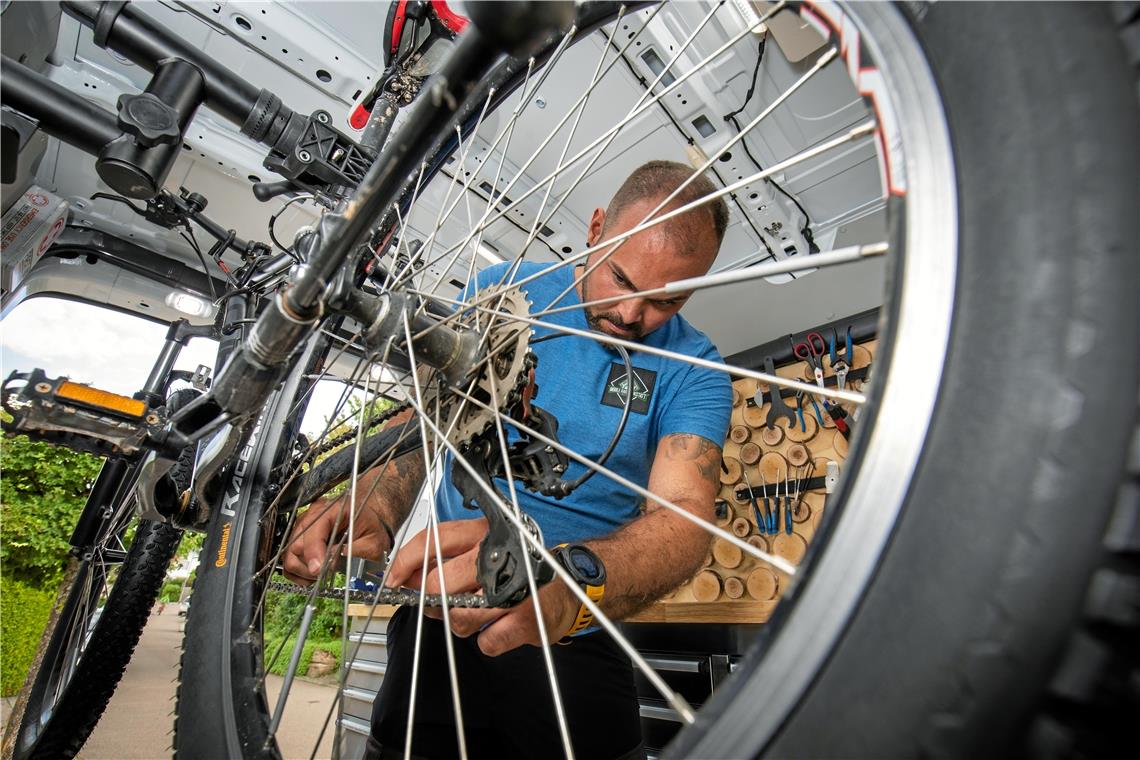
[90,192,147,216]
[252,179,303,202]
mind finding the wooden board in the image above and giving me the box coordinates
[626,338,877,625]
[347,603,400,620]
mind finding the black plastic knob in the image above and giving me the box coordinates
[117,92,180,147]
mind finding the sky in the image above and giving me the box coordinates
[1,297,365,436]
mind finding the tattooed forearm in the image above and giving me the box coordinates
[662,433,722,491]
[369,452,425,525]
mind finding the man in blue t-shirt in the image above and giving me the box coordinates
[286,160,732,759]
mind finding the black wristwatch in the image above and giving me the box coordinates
[552,543,606,636]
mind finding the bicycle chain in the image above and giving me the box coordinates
[267,580,488,608]
[306,400,413,461]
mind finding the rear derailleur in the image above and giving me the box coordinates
[451,403,581,608]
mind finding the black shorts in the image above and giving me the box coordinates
[367,606,644,760]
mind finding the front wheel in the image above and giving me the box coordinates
[6,391,196,760]
[8,518,183,760]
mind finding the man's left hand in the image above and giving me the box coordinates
[385,518,580,656]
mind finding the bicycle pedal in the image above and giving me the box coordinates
[2,369,163,456]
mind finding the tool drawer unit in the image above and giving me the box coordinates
[339,605,396,758]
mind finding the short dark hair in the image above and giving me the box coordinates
[604,160,729,248]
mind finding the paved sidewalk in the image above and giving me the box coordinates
[4,610,337,759]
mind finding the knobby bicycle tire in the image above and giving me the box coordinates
[8,390,197,760]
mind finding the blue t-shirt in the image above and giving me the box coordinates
[434,261,732,546]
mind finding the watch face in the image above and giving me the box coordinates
[568,547,603,583]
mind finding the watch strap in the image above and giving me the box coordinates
[554,543,606,638]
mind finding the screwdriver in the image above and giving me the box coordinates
[743,469,764,535]
[759,470,774,535]
[770,471,782,535]
[784,468,795,535]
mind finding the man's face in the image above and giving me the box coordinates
[578,196,719,340]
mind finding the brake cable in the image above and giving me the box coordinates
[531,334,633,493]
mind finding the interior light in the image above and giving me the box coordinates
[166,291,216,318]
[476,242,504,264]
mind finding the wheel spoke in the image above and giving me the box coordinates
[416,292,864,405]
[502,1,733,304]
[543,45,842,310]
[408,1,782,286]
[442,382,796,577]
[425,4,631,306]
[383,162,429,291]
[530,242,889,320]
[402,314,469,759]
[483,342,575,759]
[402,394,700,724]
[415,119,876,343]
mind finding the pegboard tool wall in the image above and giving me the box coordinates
[627,336,877,624]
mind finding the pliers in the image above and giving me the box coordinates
[829,327,854,392]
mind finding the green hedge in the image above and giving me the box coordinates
[159,579,184,603]
[1,574,57,696]
[262,633,343,678]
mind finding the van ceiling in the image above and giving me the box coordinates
[15,1,886,358]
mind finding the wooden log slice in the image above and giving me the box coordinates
[819,401,837,430]
[731,481,751,505]
[731,517,751,538]
[760,425,784,446]
[692,570,722,602]
[742,402,767,428]
[712,538,743,569]
[719,456,743,485]
[786,443,810,468]
[791,499,812,524]
[701,551,713,568]
[784,406,818,442]
[851,343,872,371]
[759,451,789,484]
[747,535,768,554]
[739,442,762,466]
[772,533,807,566]
[746,567,778,600]
[724,576,745,599]
[715,499,732,527]
[732,388,742,408]
[729,425,751,444]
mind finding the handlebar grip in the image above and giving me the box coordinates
[252,180,298,202]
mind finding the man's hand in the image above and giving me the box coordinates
[282,494,392,585]
[386,518,579,656]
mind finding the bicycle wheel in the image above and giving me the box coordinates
[8,390,197,760]
[174,2,1139,759]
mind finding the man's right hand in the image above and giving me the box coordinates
[282,494,392,585]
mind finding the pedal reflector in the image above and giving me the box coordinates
[56,382,146,418]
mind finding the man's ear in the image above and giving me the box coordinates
[587,207,606,247]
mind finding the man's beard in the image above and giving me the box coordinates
[581,273,643,340]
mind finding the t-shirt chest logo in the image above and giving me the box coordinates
[601,363,657,415]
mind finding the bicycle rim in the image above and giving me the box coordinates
[175,2,955,757]
[13,493,182,760]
